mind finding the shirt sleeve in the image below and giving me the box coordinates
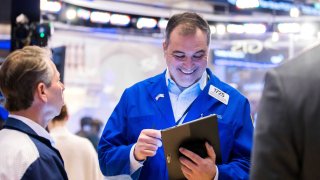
[213,166,219,180]
[130,143,144,174]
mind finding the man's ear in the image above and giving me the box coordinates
[36,82,48,102]
[162,41,167,51]
[163,41,168,57]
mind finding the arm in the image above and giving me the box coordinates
[250,70,299,180]
[98,90,133,176]
[98,90,162,177]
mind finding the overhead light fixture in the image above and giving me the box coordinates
[110,14,130,26]
[236,0,259,9]
[158,19,168,29]
[244,23,266,34]
[136,17,157,29]
[90,11,110,23]
[77,8,91,20]
[227,24,244,34]
[290,7,300,17]
[216,24,226,35]
[66,8,77,20]
[41,0,62,12]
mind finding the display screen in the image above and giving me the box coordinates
[212,38,289,68]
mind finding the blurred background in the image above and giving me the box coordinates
[1,0,320,133]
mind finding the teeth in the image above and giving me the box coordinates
[181,69,194,74]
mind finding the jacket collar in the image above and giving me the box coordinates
[146,70,175,127]
[146,69,227,126]
[4,117,38,136]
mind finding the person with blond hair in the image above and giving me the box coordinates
[0,46,67,179]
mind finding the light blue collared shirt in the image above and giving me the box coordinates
[9,114,55,146]
[166,69,207,124]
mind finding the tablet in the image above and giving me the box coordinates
[161,114,221,180]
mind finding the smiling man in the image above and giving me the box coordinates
[98,12,253,180]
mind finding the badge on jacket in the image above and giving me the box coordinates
[208,85,229,105]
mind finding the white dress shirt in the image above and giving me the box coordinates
[9,114,55,146]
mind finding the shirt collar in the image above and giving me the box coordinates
[8,114,55,146]
[165,68,207,94]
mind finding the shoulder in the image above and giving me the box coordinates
[0,129,39,158]
[51,131,95,150]
[0,129,39,179]
[55,134,98,162]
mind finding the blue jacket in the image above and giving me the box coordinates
[98,69,253,180]
[1,118,68,180]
